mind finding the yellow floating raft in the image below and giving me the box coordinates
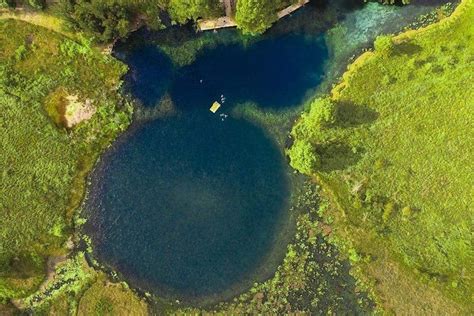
[210,101,221,113]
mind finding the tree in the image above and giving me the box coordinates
[235,0,278,35]
[374,35,394,58]
[294,97,337,140]
[168,0,220,24]
[288,139,320,175]
[60,0,133,42]
[306,97,337,127]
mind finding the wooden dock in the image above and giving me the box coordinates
[278,0,310,19]
[198,16,237,31]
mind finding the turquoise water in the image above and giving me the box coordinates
[85,30,328,301]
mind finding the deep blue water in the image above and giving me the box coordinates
[86,31,329,301]
[127,34,328,109]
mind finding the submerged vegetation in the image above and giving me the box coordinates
[178,183,373,314]
[289,0,474,312]
[0,19,132,303]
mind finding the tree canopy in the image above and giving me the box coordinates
[235,0,278,35]
[168,0,220,24]
[288,139,321,174]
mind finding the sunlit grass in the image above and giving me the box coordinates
[0,19,132,302]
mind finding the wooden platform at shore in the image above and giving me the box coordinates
[198,16,237,31]
[278,0,310,19]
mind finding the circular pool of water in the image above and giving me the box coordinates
[86,109,290,299]
[85,30,328,301]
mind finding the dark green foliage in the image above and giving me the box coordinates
[58,0,220,42]
[168,0,221,24]
[375,0,410,4]
[59,0,133,42]
[0,0,15,8]
[27,0,46,10]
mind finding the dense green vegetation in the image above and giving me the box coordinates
[168,0,221,24]
[57,0,287,40]
[289,0,474,312]
[0,19,132,303]
[234,0,279,35]
[57,0,164,42]
[1,0,414,41]
[12,251,148,315]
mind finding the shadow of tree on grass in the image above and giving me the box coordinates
[393,42,422,56]
[318,142,363,172]
[336,102,379,128]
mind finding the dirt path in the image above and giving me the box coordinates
[278,0,310,19]
[0,9,74,38]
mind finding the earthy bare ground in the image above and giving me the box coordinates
[64,95,96,128]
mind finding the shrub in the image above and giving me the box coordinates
[59,0,133,42]
[306,97,337,127]
[235,0,278,35]
[288,139,321,175]
[348,248,361,263]
[168,0,220,24]
[14,45,27,61]
[374,35,394,58]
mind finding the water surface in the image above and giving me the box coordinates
[85,0,445,303]
[86,31,328,302]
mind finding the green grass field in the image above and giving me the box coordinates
[289,0,473,313]
[0,19,132,302]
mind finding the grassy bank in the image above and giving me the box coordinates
[0,18,132,303]
[289,0,473,313]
